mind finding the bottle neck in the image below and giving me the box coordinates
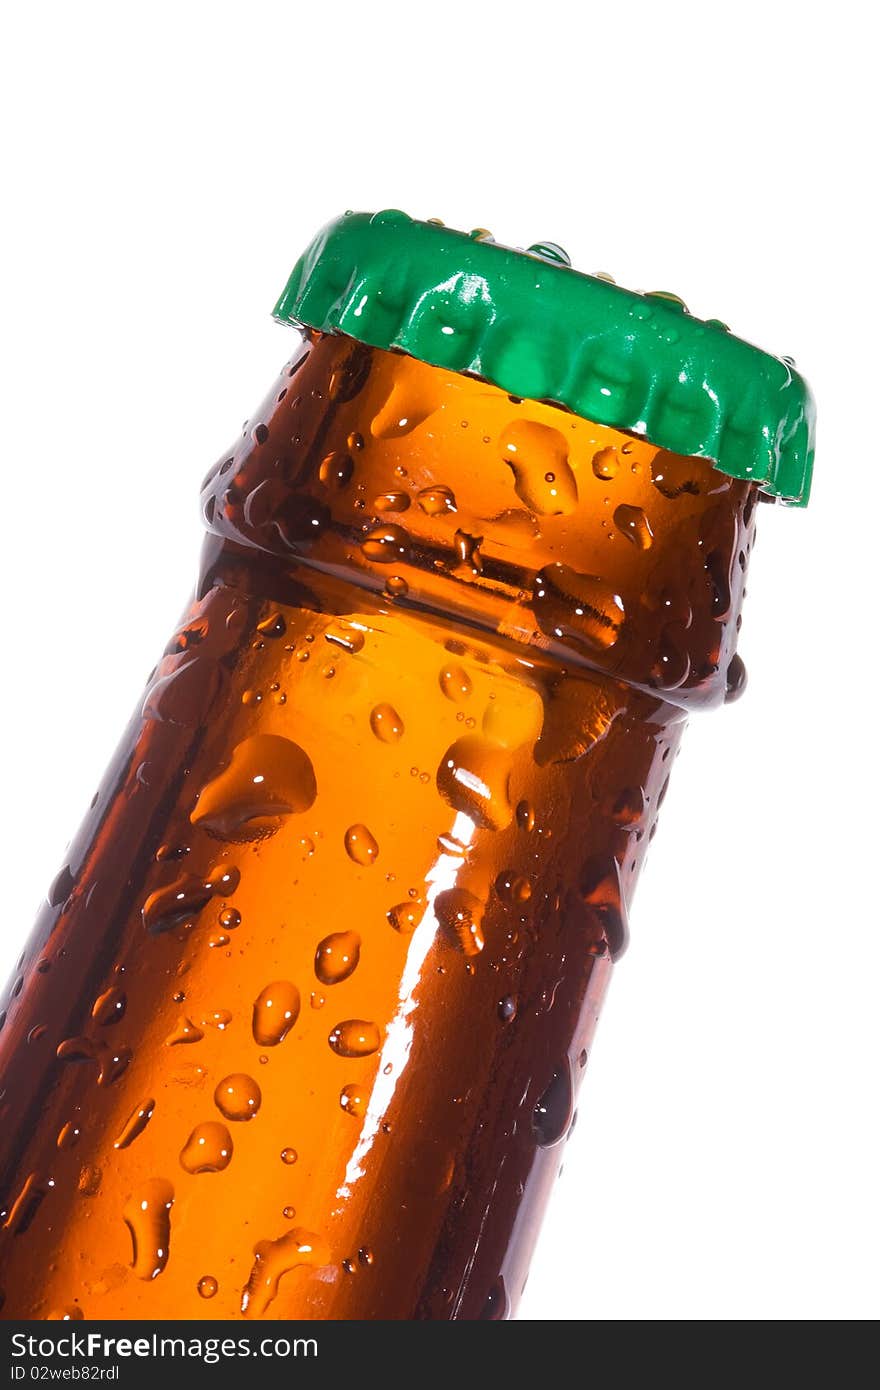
[201,331,756,708]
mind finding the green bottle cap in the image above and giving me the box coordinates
[274,210,815,506]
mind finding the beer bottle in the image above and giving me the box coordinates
[0,211,814,1320]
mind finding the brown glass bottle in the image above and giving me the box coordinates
[0,322,760,1320]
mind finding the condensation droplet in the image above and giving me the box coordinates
[191,735,317,842]
[339,1083,367,1117]
[479,1277,509,1320]
[369,704,404,742]
[495,871,532,904]
[91,987,126,1026]
[315,932,361,986]
[2,1173,46,1234]
[436,736,514,830]
[386,899,425,934]
[57,1121,82,1151]
[214,1073,261,1122]
[280,1148,298,1166]
[724,652,748,703]
[199,1009,232,1031]
[373,490,411,513]
[328,1019,381,1058]
[417,484,457,516]
[498,996,517,1022]
[198,1275,218,1299]
[361,524,410,564]
[114,1098,156,1150]
[434,888,485,956]
[252,981,301,1047]
[180,1121,234,1174]
[613,504,654,549]
[325,623,365,654]
[439,663,472,702]
[165,1017,205,1047]
[241,1227,329,1318]
[532,1064,573,1147]
[318,451,354,488]
[123,1178,174,1281]
[344,824,379,866]
[500,420,578,515]
[533,563,625,652]
[650,449,702,499]
[592,447,619,481]
[256,611,287,639]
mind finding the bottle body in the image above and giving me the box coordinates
[0,334,755,1319]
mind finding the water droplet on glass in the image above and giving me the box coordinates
[256,611,286,639]
[613,503,654,549]
[434,888,485,956]
[344,824,379,866]
[533,563,625,652]
[315,932,361,986]
[592,447,619,481]
[98,1047,133,1088]
[650,449,701,499]
[2,1173,46,1234]
[214,1073,262,1121]
[370,703,404,742]
[241,1227,329,1318]
[498,996,517,1022]
[123,1178,174,1281]
[387,899,425,934]
[280,1147,298,1166]
[318,451,354,488]
[361,524,410,564]
[417,485,457,516]
[500,420,578,515]
[191,735,317,842]
[532,1064,573,1147]
[199,1008,232,1031]
[528,241,571,265]
[198,1275,218,1299]
[180,1121,234,1174]
[328,1019,381,1058]
[91,988,126,1026]
[495,871,532,904]
[340,1083,367,1117]
[439,664,472,702]
[114,1098,156,1150]
[724,652,748,702]
[57,1121,82,1151]
[325,623,365,654]
[579,858,629,959]
[252,981,301,1047]
[47,864,76,908]
[372,491,411,513]
[142,658,224,728]
[165,1017,205,1047]
[436,736,514,830]
[479,1276,509,1319]
[515,799,535,832]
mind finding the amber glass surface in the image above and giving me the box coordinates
[0,333,756,1320]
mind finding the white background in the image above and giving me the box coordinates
[1,3,876,1321]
